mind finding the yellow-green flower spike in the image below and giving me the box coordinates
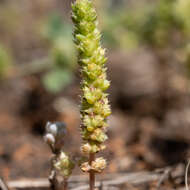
[72,0,111,171]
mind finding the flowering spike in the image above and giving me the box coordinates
[72,0,111,177]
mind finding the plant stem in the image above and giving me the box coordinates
[63,178,68,190]
[89,153,95,190]
[49,156,59,190]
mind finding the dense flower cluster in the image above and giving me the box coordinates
[72,0,111,172]
[81,157,106,173]
[54,152,75,178]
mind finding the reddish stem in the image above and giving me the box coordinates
[89,153,95,190]
[63,178,68,190]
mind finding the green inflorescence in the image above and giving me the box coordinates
[72,0,111,159]
[54,152,75,178]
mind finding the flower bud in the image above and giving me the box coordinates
[90,129,108,143]
[90,143,101,153]
[44,133,55,145]
[93,99,111,117]
[80,162,91,172]
[45,121,67,151]
[54,152,75,178]
[83,115,104,132]
[48,124,58,136]
[83,87,102,104]
[83,64,102,80]
[91,157,106,173]
[46,122,67,137]
[54,122,67,138]
[81,143,91,154]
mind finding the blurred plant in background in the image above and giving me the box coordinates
[42,14,76,93]
[175,0,190,35]
[139,0,182,48]
[1,0,190,91]
[0,45,12,80]
[100,0,190,78]
[101,0,182,49]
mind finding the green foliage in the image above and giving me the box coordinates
[139,0,182,47]
[43,69,72,93]
[102,14,139,49]
[174,0,190,35]
[0,45,11,79]
[100,0,189,49]
[42,14,76,93]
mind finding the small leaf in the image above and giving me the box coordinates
[43,69,72,93]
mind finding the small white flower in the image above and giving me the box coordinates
[81,143,91,154]
[45,121,67,150]
[44,133,55,145]
[59,151,67,160]
[49,124,58,136]
[46,122,66,137]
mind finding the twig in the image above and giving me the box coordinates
[185,160,190,190]
[156,167,172,190]
[0,178,9,190]
[49,169,59,190]
[99,181,103,190]
[49,156,59,190]
[6,170,175,190]
[8,178,49,189]
[7,176,88,189]
[63,178,68,190]
[71,171,161,190]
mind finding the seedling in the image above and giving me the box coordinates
[44,122,75,190]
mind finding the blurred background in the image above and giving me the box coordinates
[0,0,190,184]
